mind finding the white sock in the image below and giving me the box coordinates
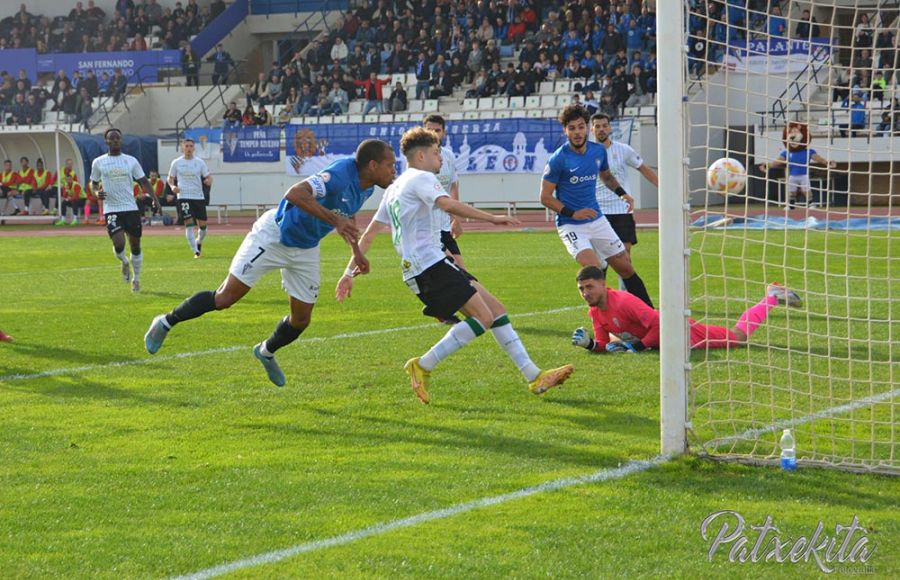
[259,342,274,357]
[131,253,143,281]
[115,249,129,265]
[419,318,484,371]
[198,226,208,243]
[185,225,198,253]
[490,315,540,382]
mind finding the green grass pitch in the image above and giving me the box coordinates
[0,229,897,578]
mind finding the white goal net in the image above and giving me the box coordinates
[662,0,898,474]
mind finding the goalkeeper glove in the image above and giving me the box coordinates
[605,340,646,353]
[571,327,595,351]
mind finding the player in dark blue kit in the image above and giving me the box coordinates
[540,105,654,308]
[143,140,397,386]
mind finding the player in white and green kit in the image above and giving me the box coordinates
[337,128,574,403]
[90,128,160,293]
[423,114,465,268]
[167,138,213,257]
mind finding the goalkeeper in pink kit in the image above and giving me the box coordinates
[571,266,801,353]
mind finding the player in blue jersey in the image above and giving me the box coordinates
[758,122,836,207]
[540,104,654,308]
[142,139,397,386]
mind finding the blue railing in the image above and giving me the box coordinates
[191,0,249,58]
[250,0,349,15]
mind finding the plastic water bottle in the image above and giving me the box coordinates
[780,429,797,471]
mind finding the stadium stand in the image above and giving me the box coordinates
[229,0,896,136]
[0,0,219,129]
[0,0,214,53]
[230,0,661,124]
[0,1,895,153]
[0,1,897,134]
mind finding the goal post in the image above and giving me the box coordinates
[657,0,690,457]
[659,0,898,474]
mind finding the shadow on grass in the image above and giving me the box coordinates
[650,456,899,512]
[238,411,624,469]
[1,341,142,367]
[138,290,191,300]
[1,374,194,407]
[514,326,570,338]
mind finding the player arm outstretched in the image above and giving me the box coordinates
[284,181,360,244]
[598,169,635,212]
[434,196,521,225]
[539,180,597,220]
[336,215,390,302]
[810,153,837,169]
[758,155,787,173]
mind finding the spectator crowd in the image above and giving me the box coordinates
[686,1,898,134]
[228,0,897,131]
[1,1,896,134]
[0,0,225,125]
[0,0,225,54]
[235,0,661,121]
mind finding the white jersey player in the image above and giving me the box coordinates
[590,112,658,257]
[168,138,213,257]
[90,128,159,292]
[337,127,573,404]
[423,114,465,268]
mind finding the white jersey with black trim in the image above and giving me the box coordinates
[373,168,449,280]
[90,153,145,214]
[595,141,643,215]
[168,156,210,200]
[436,145,458,231]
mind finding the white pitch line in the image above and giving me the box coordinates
[171,457,668,580]
[170,382,897,580]
[0,305,581,382]
[0,265,112,277]
[709,387,900,446]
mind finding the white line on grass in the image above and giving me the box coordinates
[171,457,668,580]
[710,387,900,446]
[0,265,113,277]
[0,305,581,382]
[171,384,896,579]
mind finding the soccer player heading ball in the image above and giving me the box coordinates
[144,140,396,387]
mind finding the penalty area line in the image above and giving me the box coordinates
[171,457,667,580]
[0,305,581,382]
[170,386,893,579]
